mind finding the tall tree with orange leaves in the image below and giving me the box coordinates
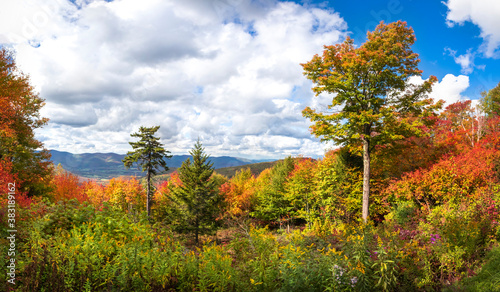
[302,21,442,222]
[0,48,51,197]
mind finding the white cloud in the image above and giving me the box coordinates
[7,0,347,159]
[444,48,479,74]
[444,0,500,57]
[430,74,470,105]
[409,74,470,106]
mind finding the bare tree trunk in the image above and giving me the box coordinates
[147,169,151,219]
[362,138,370,223]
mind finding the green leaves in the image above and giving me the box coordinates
[301,21,439,150]
[480,81,500,117]
[123,125,172,175]
[123,125,171,218]
[252,157,295,222]
[302,21,442,222]
[167,140,223,244]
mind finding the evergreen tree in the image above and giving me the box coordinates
[169,140,222,244]
[123,126,171,219]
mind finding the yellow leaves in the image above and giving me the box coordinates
[250,278,266,286]
[356,260,365,274]
[377,235,383,248]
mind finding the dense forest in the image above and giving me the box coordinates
[2,21,500,291]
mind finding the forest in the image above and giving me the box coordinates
[1,21,500,291]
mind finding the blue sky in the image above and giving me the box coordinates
[299,0,500,99]
[0,0,499,159]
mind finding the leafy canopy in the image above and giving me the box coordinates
[480,81,500,117]
[302,21,442,149]
[0,48,51,196]
[301,21,442,222]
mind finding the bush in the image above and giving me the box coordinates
[458,245,500,292]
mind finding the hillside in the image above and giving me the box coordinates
[50,150,274,179]
[215,160,282,178]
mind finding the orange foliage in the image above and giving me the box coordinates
[153,171,182,202]
[0,159,17,195]
[105,176,145,211]
[0,49,51,197]
[49,170,147,213]
[51,166,87,203]
[434,100,486,153]
[387,145,499,209]
[0,159,34,209]
[219,168,256,218]
[82,180,106,207]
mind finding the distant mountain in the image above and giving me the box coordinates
[49,150,273,179]
[215,160,282,178]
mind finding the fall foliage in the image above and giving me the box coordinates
[0,48,51,197]
[301,21,442,222]
[2,20,500,292]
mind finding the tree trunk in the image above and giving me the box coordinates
[147,169,151,219]
[362,137,370,223]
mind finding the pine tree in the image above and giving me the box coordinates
[123,125,171,219]
[169,140,222,244]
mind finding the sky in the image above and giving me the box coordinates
[0,0,499,159]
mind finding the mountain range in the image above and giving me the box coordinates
[49,150,273,179]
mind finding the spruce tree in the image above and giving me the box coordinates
[123,125,171,219]
[169,140,222,244]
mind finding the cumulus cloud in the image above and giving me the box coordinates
[5,0,347,159]
[431,74,470,105]
[444,0,500,58]
[409,74,470,106]
[444,48,484,74]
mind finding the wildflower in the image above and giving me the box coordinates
[351,277,358,287]
[430,233,441,244]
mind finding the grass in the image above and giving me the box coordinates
[457,244,500,291]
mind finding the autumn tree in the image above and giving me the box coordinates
[387,145,499,210]
[302,21,441,222]
[314,149,364,223]
[0,48,51,196]
[219,168,256,230]
[168,140,222,244]
[82,180,106,207]
[105,176,145,218]
[252,157,295,223]
[51,164,86,203]
[436,100,486,151]
[480,81,500,117]
[283,158,317,224]
[123,126,171,218]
